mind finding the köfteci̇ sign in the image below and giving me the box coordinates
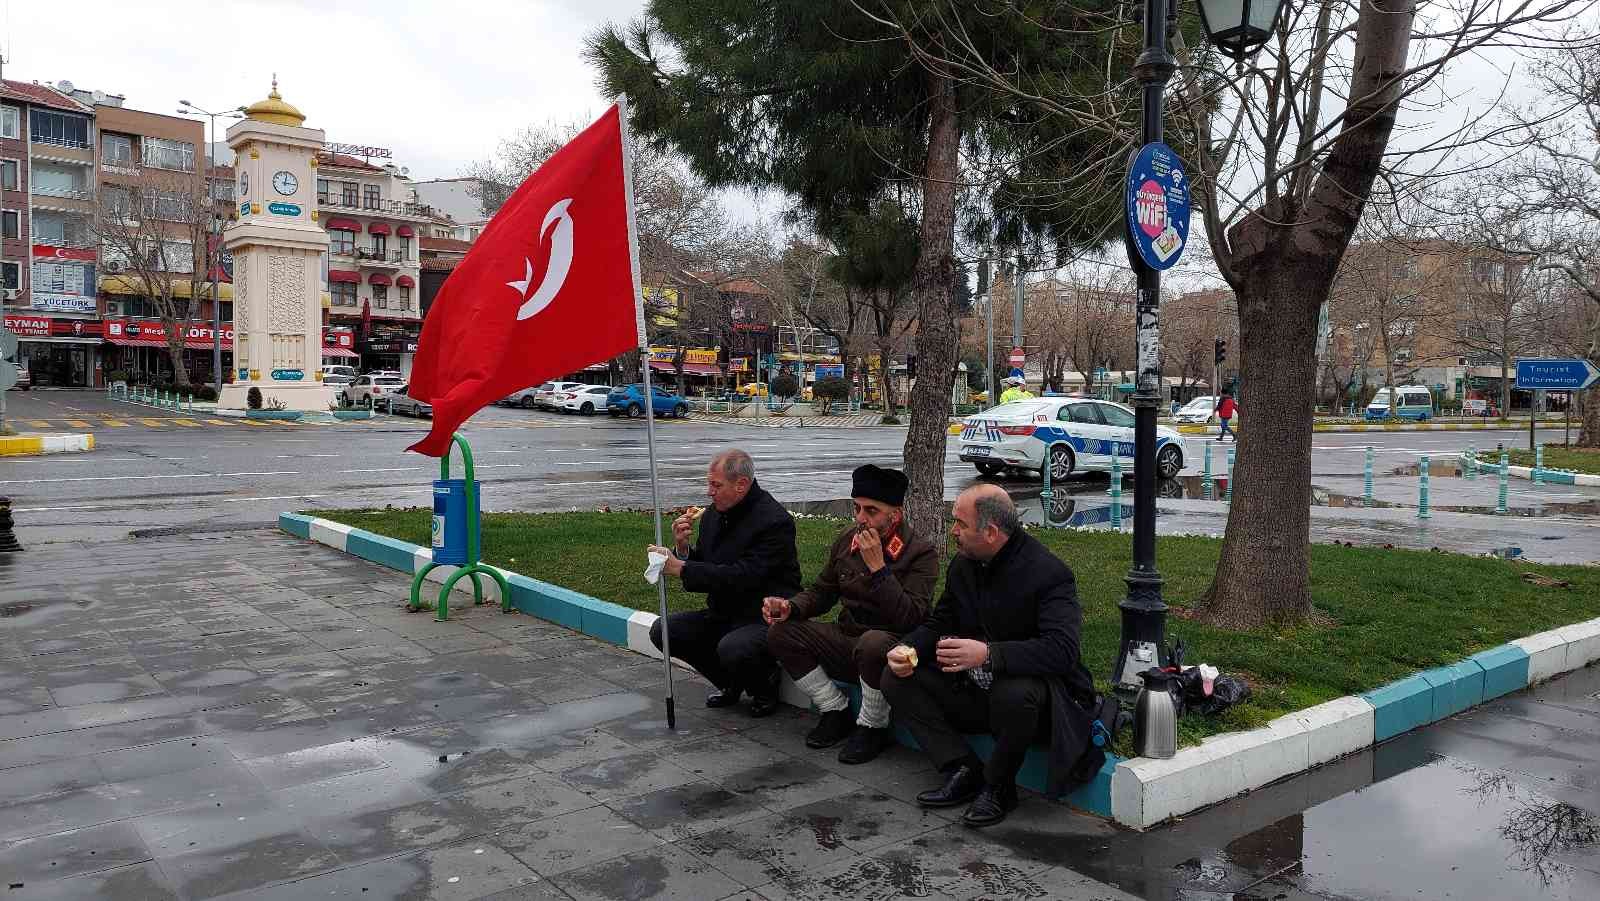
[105,319,236,343]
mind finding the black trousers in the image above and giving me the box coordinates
[881,666,1050,786]
[649,609,777,698]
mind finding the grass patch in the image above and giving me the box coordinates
[310,507,1600,745]
[1507,445,1600,476]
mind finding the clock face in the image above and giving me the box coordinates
[239,170,249,196]
[272,171,299,196]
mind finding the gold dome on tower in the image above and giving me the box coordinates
[243,75,306,127]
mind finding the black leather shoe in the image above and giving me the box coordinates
[960,783,1019,828]
[806,709,856,748]
[747,694,780,718]
[837,725,894,764]
[916,764,984,808]
[705,688,742,709]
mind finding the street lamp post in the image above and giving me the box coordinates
[178,101,244,396]
[1111,0,1285,699]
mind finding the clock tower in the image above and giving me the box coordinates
[218,78,336,412]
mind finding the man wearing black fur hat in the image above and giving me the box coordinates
[764,464,938,763]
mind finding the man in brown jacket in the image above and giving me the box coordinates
[765,464,938,764]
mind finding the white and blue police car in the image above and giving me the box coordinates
[958,397,1186,480]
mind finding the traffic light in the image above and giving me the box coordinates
[1214,337,1227,366]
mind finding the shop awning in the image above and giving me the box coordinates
[184,337,231,350]
[368,222,391,235]
[322,346,359,358]
[368,273,392,286]
[326,218,361,231]
[105,335,169,348]
[649,361,723,376]
[396,225,415,237]
[100,275,233,300]
[395,274,415,288]
[328,270,360,284]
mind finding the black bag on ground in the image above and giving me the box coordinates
[1188,674,1251,716]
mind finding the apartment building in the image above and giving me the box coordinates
[1,79,99,387]
[317,150,429,376]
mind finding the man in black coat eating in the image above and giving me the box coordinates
[882,484,1098,827]
[648,449,801,717]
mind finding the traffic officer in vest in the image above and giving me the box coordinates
[998,376,1033,405]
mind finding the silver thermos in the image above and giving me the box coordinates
[1134,669,1177,759]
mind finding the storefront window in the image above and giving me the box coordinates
[1,261,19,291]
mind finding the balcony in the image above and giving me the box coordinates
[31,183,94,202]
[30,232,94,249]
[355,249,411,269]
[317,193,435,219]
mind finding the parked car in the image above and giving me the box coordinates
[536,381,586,410]
[958,398,1186,479]
[6,364,29,391]
[1174,396,1220,424]
[341,375,404,408]
[1365,385,1434,421]
[323,373,353,390]
[607,384,689,418]
[503,382,550,408]
[384,384,433,418]
[321,364,357,381]
[556,384,613,415]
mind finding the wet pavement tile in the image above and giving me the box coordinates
[0,757,101,806]
[606,780,772,842]
[592,709,733,751]
[154,828,343,900]
[679,808,864,887]
[751,845,964,901]
[516,727,641,775]
[242,739,392,790]
[716,759,860,813]
[552,842,745,901]
[496,805,665,877]
[304,795,482,861]
[0,714,208,771]
[771,792,949,855]
[3,861,180,900]
[269,762,434,819]
[219,840,547,901]
[444,773,602,831]
[557,750,702,803]
[0,821,153,883]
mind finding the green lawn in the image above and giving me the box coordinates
[311,508,1600,745]
[1507,445,1600,476]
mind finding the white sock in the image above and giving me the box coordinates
[857,681,890,729]
[794,667,849,713]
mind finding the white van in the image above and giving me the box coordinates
[1365,385,1434,421]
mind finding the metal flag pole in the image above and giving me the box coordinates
[616,94,676,729]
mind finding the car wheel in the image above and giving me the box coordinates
[674,404,687,418]
[974,461,1003,476]
[628,403,643,419]
[1048,445,1076,481]
[1157,444,1183,478]
[581,403,594,415]
[520,396,537,409]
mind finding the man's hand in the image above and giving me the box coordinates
[935,638,989,673]
[886,644,917,678]
[670,514,694,555]
[648,545,685,577]
[856,527,886,573]
[762,596,792,625]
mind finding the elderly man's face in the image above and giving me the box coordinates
[950,493,1003,561]
[852,498,900,536]
[706,463,751,512]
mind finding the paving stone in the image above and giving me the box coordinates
[219,840,546,901]
[679,808,864,887]
[497,805,666,877]
[556,750,701,803]
[772,792,948,855]
[553,842,745,901]
[243,740,392,790]
[606,780,772,842]
[0,820,153,883]
[154,828,342,900]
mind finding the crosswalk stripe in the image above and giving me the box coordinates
[172,419,200,427]
[242,420,271,427]
[28,420,51,428]
[138,418,166,427]
[65,419,93,428]
[102,420,129,427]
[205,419,237,426]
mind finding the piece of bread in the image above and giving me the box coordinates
[904,646,919,669]
[686,506,705,521]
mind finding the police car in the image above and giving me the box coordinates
[958,398,1186,480]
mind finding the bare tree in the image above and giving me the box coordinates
[96,170,211,387]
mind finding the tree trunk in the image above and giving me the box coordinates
[166,339,191,387]
[1577,383,1600,447]
[877,334,895,414]
[1500,351,1511,417]
[901,71,961,549]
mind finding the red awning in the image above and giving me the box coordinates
[328,269,360,283]
[184,337,232,351]
[326,218,360,231]
[105,335,168,348]
[396,225,415,237]
[368,222,391,235]
[322,346,359,358]
[368,273,392,286]
[649,361,723,376]
[395,275,415,288]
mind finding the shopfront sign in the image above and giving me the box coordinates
[32,294,97,314]
[268,202,302,217]
[323,329,355,349]
[2,315,104,340]
[2,315,51,338]
[730,357,750,373]
[647,346,719,365]
[271,369,305,381]
[32,244,98,262]
[366,338,419,354]
[106,318,235,344]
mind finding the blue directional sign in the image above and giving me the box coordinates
[1124,142,1191,271]
[1515,358,1599,391]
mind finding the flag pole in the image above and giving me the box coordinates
[616,95,676,730]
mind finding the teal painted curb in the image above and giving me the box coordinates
[345,531,420,573]
[1420,660,1486,721]
[1469,645,1530,700]
[279,512,312,539]
[1363,675,1433,742]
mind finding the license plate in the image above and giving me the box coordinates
[967,446,991,457]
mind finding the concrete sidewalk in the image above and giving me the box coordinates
[0,532,1138,901]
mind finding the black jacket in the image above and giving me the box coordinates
[680,480,802,621]
[903,528,1097,796]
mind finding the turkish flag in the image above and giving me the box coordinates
[407,104,645,456]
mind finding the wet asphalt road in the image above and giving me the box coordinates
[0,390,1584,546]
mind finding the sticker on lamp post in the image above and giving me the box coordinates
[1125,142,1190,271]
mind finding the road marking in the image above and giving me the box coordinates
[28,420,50,427]
[473,463,523,469]
[555,461,609,465]
[339,468,416,473]
[173,419,201,427]
[0,473,201,485]
[223,494,325,503]
[102,419,129,427]
[65,419,92,428]
[276,453,340,458]
[205,419,238,426]
[138,418,166,427]
[242,420,272,427]
[217,470,300,476]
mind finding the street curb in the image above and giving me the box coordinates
[277,512,1117,817]
[0,433,94,456]
[278,513,1600,832]
[1174,421,1560,436]
[1505,464,1600,487]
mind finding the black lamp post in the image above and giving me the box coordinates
[1111,0,1285,700]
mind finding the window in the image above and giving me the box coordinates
[30,162,88,198]
[362,184,380,209]
[209,178,234,202]
[1097,403,1136,429]
[2,210,20,239]
[1063,403,1101,425]
[370,234,386,257]
[1471,258,1506,291]
[103,184,135,220]
[0,159,16,191]
[0,105,18,139]
[331,282,357,306]
[30,109,91,148]
[141,136,195,172]
[143,190,193,222]
[372,284,389,309]
[340,182,358,206]
[31,211,89,245]
[102,133,134,165]
[398,286,412,310]
[1,261,19,291]
[317,179,329,203]
[1403,391,1431,407]
[329,229,354,255]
